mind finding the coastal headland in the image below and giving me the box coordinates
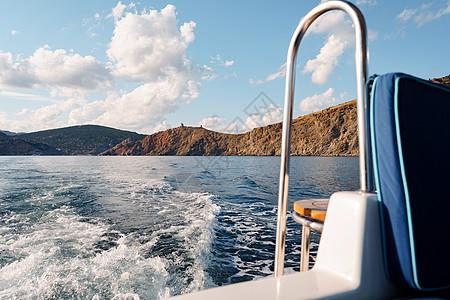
[2,74,449,157]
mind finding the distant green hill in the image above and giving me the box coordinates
[18,125,146,155]
[0,130,21,136]
[0,131,61,155]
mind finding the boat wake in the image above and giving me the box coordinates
[0,160,220,299]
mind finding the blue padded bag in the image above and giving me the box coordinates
[370,73,450,291]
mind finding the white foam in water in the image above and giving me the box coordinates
[98,169,221,295]
[173,191,220,293]
[0,206,171,299]
[103,166,222,289]
[1,171,220,299]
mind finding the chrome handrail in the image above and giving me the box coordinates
[292,213,324,272]
[275,0,372,277]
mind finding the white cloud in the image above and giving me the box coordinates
[210,55,235,67]
[11,30,20,36]
[200,65,217,81]
[30,47,114,94]
[303,34,349,85]
[224,60,234,67]
[242,103,283,131]
[397,8,417,22]
[107,5,198,83]
[414,3,450,27]
[0,3,205,134]
[299,88,347,113]
[397,2,450,27]
[196,115,243,134]
[0,51,37,89]
[68,76,200,131]
[222,121,239,134]
[355,0,377,6]
[250,63,286,85]
[0,96,85,132]
[206,55,235,80]
[0,46,114,95]
[107,1,127,23]
[151,121,170,134]
[197,104,283,134]
[198,115,226,130]
[180,21,196,44]
[0,91,58,103]
[27,97,84,128]
[0,112,29,132]
[302,10,353,85]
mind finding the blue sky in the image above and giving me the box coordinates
[0,0,449,134]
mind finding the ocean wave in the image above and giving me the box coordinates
[1,171,220,299]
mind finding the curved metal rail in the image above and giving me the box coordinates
[292,213,324,272]
[275,0,372,277]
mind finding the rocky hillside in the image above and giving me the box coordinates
[0,132,61,155]
[18,125,147,155]
[430,75,450,86]
[101,100,358,156]
[103,74,450,157]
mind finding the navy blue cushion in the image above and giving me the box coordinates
[370,73,450,291]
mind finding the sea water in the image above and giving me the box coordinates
[0,156,359,299]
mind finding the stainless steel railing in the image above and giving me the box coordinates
[292,213,324,272]
[275,0,372,277]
